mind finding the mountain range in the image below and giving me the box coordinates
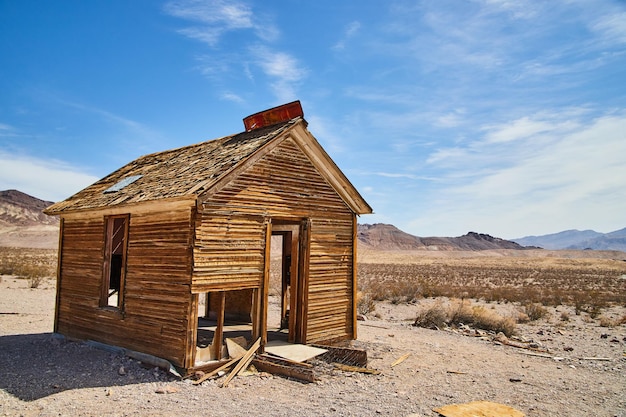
[0,189,624,252]
[512,228,626,251]
[357,223,532,251]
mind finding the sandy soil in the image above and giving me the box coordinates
[0,275,625,417]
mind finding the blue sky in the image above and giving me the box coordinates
[1,0,625,239]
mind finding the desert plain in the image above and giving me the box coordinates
[1,247,625,416]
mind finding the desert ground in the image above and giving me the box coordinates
[1,249,625,417]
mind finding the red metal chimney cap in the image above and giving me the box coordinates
[243,100,304,131]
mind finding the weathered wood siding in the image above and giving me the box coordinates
[195,137,356,342]
[193,214,266,291]
[55,206,194,367]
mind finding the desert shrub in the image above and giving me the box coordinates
[448,299,475,325]
[356,291,376,315]
[560,311,570,322]
[0,248,56,280]
[524,302,548,321]
[413,301,448,329]
[515,311,530,324]
[358,259,626,309]
[598,314,626,328]
[598,316,618,328]
[468,306,516,337]
[28,275,45,289]
[413,300,516,337]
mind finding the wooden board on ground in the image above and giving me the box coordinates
[434,400,524,417]
[221,337,261,387]
[253,355,318,383]
[264,341,327,363]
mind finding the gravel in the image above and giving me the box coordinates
[1,277,625,417]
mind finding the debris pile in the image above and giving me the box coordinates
[189,338,375,386]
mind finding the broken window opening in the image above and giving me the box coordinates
[102,215,129,309]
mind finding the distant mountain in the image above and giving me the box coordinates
[512,228,626,251]
[0,190,59,248]
[358,223,530,251]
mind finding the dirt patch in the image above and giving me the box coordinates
[1,275,625,416]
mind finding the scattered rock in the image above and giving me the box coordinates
[155,385,179,394]
[563,346,574,352]
[118,366,126,376]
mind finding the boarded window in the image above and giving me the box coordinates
[102,215,129,309]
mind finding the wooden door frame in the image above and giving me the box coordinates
[261,219,309,347]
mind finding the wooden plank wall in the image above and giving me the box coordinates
[197,137,356,342]
[192,214,266,292]
[56,207,194,367]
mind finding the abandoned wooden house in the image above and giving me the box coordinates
[44,101,372,373]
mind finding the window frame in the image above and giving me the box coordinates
[101,214,130,310]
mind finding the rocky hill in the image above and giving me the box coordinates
[358,223,530,251]
[0,190,59,249]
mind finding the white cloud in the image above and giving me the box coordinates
[410,110,626,237]
[481,116,575,144]
[164,0,253,28]
[164,0,278,46]
[220,91,245,103]
[251,46,308,102]
[0,152,99,202]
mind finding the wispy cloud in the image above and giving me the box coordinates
[164,0,257,46]
[165,0,303,102]
[0,123,18,137]
[0,151,98,202]
[250,46,308,102]
[220,91,245,103]
[590,11,626,45]
[333,21,361,51]
[53,98,166,155]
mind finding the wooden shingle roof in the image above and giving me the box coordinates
[45,118,372,216]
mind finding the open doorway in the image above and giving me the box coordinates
[267,222,302,344]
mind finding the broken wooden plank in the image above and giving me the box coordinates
[391,353,411,367]
[221,337,261,387]
[192,356,241,385]
[252,356,318,383]
[518,351,554,359]
[359,323,390,329]
[226,337,248,359]
[260,353,314,368]
[333,363,381,375]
